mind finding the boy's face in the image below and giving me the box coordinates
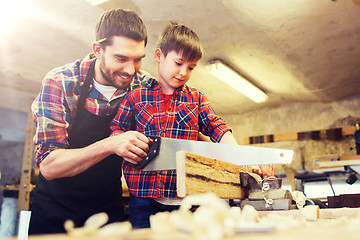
[94,36,146,90]
[155,49,199,94]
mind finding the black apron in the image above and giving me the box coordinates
[29,60,124,235]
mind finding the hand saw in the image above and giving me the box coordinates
[125,136,294,171]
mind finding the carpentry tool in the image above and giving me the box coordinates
[239,172,295,211]
[125,136,294,171]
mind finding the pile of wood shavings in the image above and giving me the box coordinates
[64,212,132,237]
[258,212,360,238]
[150,192,273,240]
[150,192,350,240]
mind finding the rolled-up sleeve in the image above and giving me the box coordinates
[32,71,71,166]
[198,92,231,143]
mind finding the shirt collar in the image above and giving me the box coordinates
[144,77,190,94]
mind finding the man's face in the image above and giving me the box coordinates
[98,36,145,90]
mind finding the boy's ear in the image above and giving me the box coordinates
[154,48,162,63]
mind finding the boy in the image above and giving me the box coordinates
[111,21,256,228]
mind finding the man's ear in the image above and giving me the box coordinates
[154,48,162,63]
[92,42,102,59]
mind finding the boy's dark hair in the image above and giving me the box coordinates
[157,21,203,62]
[96,8,147,47]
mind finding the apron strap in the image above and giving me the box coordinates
[72,59,96,129]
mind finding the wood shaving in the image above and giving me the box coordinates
[150,192,273,240]
[64,212,132,237]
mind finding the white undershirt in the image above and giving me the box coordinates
[93,79,118,101]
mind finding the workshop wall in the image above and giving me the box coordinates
[0,108,28,215]
[0,142,24,187]
[223,93,360,172]
[1,89,360,220]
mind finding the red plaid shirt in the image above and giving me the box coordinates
[32,54,150,166]
[110,78,231,198]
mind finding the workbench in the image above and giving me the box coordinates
[7,208,360,240]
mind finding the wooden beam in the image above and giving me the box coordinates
[176,151,253,199]
[18,108,35,211]
[244,126,357,145]
[313,154,360,169]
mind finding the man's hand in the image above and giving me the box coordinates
[110,131,151,165]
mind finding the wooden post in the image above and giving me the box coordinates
[17,108,35,211]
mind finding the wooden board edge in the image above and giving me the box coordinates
[176,151,187,198]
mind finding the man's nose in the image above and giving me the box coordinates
[123,61,135,75]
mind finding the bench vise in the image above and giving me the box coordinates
[238,172,295,211]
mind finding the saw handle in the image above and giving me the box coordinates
[123,135,161,169]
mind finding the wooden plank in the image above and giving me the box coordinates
[273,132,298,142]
[313,154,360,169]
[0,185,20,191]
[18,107,35,211]
[342,126,357,136]
[339,154,360,160]
[245,125,358,145]
[176,151,252,199]
[316,159,360,168]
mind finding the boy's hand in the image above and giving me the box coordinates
[259,165,275,179]
[249,165,275,179]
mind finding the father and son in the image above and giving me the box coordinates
[29,8,274,234]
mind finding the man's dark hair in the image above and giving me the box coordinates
[96,8,147,47]
[157,21,203,62]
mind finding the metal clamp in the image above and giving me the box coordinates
[261,181,274,208]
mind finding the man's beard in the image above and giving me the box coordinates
[99,60,134,90]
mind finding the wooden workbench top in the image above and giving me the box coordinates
[15,224,359,240]
[10,208,360,240]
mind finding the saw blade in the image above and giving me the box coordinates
[134,137,294,171]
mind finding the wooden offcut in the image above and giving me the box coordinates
[176,151,253,199]
[314,154,360,169]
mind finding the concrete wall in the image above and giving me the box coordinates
[222,93,360,172]
[0,108,28,237]
[0,108,28,206]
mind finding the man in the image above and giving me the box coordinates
[29,8,151,234]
